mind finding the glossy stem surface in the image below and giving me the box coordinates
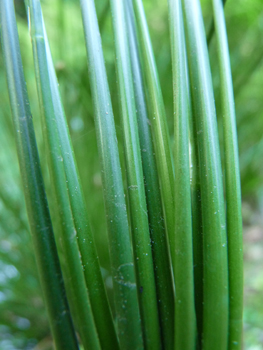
[26,0,118,348]
[212,0,243,348]
[132,0,175,257]
[182,0,229,348]
[126,2,174,348]
[80,0,143,348]
[27,1,101,348]
[168,0,196,348]
[0,1,79,349]
[110,0,161,348]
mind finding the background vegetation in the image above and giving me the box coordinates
[0,0,262,349]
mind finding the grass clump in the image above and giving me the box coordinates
[0,0,244,349]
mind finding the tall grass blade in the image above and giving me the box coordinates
[211,0,243,348]
[126,1,174,348]
[79,0,143,348]
[168,0,196,348]
[26,0,119,348]
[0,1,79,349]
[132,0,175,260]
[182,0,229,348]
[110,0,162,348]
[26,1,101,348]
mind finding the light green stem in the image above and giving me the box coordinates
[211,0,243,348]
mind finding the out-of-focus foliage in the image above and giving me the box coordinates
[0,0,262,349]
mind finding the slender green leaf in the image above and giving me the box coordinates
[168,0,196,348]
[126,1,174,348]
[211,0,243,348]
[110,0,162,348]
[0,1,79,349]
[132,0,175,261]
[79,0,143,348]
[180,6,204,346]
[26,1,101,348]
[26,0,119,348]
[182,0,229,348]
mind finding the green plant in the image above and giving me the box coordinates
[0,0,243,349]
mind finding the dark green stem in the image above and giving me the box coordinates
[126,2,174,349]
[79,0,143,348]
[110,0,161,348]
[182,0,229,348]
[0,1,79,349]
[168,0,196,348]
[211,0,243,347]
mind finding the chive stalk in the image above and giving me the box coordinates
[26,1,101,348]
[182,0,229,348]
[109,0,162,348]
[26,0,119,348]
[168,0,196,348]
[126,1,174,348]
[0,1,79,349]
[211,0,243,347]
[132,0,175,255]
[79,0,143,348]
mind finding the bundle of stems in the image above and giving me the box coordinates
[0,0,243,349]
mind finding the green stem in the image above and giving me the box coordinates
[0,1,79,349]
[26,0,119,348]
[186,26,203,348]
[27,1,101,348]
[79,0,143,348]
[110,0,161,348]
[132,0,175,256]
[182,0,229,348]
[126,2,174,348]
[168,0,196,348]
[211,0,243,348]
[207,0,227,45]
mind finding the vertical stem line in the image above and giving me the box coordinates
[126,2,174,348]
[211,0,243,348]
[110,0,162,348]
[79,1,143,348]
[0,1,79,349]
[132,0,175,256]
[27,1,101,348]
[168,0,196,348]
[182,0,229,348]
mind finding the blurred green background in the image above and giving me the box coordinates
[0,0,262,349]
